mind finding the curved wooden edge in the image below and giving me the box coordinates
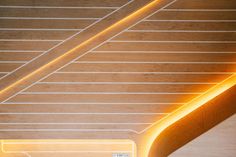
[147,85,236,157]
[132,74,236,157]
[0,0,175,102]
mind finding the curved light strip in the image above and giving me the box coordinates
[140,74,236,157]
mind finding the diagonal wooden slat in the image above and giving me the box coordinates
[0,0,176,102]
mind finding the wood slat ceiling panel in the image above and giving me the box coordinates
[0,19,96,29]
[149,11,236,20]
[166,0,236,9]
[0,8,113,18]
[0,0,130,79]
[0,103,181,113]
[130,21,236,31]
[79,53,236,62]
[42,73,231,83]
[7,93,198,103]
[0,52,42,61]
[0,41,59,51]
[95,42,236,51]
[0,30,77,40]
[0,124,149,132]
[0,114,165,123]
[0,0,130,7]
[1,0,236,141]
[112,32,236,41]
[59,63,236,72]
[25,84,213,93]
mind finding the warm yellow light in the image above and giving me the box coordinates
[1,139,136,157]
[139,74,236,157]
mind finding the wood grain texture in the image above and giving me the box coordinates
[148,85,236,157]
[113,32,236,41]
[60,63,236,72]
[0,1,235,157]
[7,93,197,103]
[0,41,59,51]
[0,103,181,113]
[79,53,236,62]
[149,11,236,20]
[95,42,236,51]
[0,52,41,61]
[166,0,236,9]
[0,19,95,29]
[0,0,130,7]
[0,8,113,18]
[25,83,213,93]
[170,115,236,157]
[0,30,77,40]
[131,21,236,31]
[42,73,231,83]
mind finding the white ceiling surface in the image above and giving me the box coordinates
[170,114,236,157]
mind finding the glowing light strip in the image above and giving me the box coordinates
[1,140,136,157]
[140,73,236,157]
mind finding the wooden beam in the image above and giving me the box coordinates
[148,84,236,157]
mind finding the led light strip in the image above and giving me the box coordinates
[1,140,136,157]
[138,73,236,157]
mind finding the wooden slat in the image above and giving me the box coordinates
[0,30,77,40]
[0,74,5,78]
[149,11,236,20]
[8,94,197,103]
[113,32,236,41]
[0,103,181,113]
[0,52,40,61]
[131,21,236,31]
[0,8,113,18]
[25,84,212,93]
[79,53,236,62]
[10,152,132,157]
[3,142,133,152]
[0,131,133,139]
[0,0,130,7]
[95,42,236,52]
[0,19,95,29]
[42,73,231,83]
[0,124,148,132]
[0,114,164,123]
[166,0,236,9]
[0,41,59,51]
[60,63,236,72]
[0,63,23,72]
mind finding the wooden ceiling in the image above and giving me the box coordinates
[0,0,235,157]
[170,114,236,157]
